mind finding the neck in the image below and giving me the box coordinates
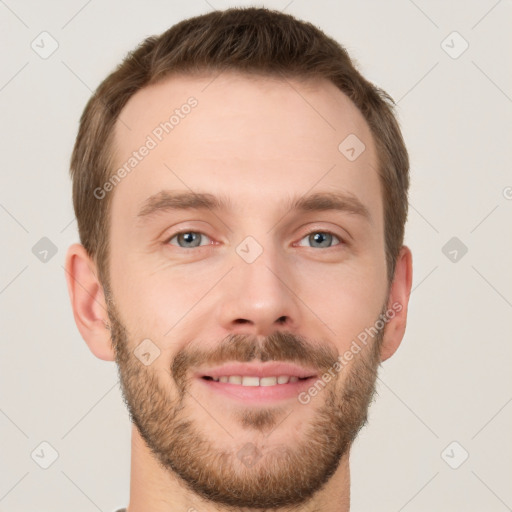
[126,424,351,512]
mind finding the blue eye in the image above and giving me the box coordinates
[297,231,342,249]
[165,230,343,250]
[167,231,212,248]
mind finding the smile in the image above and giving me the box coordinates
[203,375,308,386]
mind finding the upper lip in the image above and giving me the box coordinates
[196,362,318,379]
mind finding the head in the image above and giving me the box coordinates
[65,6,412,509]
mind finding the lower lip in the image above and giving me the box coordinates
[197,377,316,403]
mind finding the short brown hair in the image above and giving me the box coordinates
[70,6,409,288]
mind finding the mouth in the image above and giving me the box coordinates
[195,362,318,403]
[202,375,311,385]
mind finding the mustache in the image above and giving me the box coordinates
[171,331,339,389]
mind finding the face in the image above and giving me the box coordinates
[105,72,391,507]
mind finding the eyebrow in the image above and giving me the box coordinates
[136,189,372,225]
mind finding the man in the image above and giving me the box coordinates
[65,6,413,512]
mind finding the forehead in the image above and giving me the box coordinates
[110,71,382,226]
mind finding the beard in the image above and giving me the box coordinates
[106,293,385,510]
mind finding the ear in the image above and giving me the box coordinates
[380,245,413,362]
[64,243,115,361]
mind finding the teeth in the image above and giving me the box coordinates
[260,376,277,386]
[242,376,260,386]
[209,375,306,386]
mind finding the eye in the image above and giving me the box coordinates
[166,231,213,248]
[296,230,343,249]
[164,229,344,250]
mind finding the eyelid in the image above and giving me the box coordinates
[160,220,216,244]
[295,222,348,243]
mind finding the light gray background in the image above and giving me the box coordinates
[1,1,511,511]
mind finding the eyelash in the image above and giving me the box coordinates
[164,229,345,250]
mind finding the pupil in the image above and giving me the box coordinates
[313,232,329,247]
[181,232,199,247]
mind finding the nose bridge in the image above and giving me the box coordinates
[216,233,300,336]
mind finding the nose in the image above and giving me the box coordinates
[216,247,301,338]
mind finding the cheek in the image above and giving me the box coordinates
[293,255,387,347]
[109,254,214,350]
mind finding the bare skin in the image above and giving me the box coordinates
[65,72,413,512]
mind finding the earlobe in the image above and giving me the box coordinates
[64,243,115,361]
[380,245,413,362]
